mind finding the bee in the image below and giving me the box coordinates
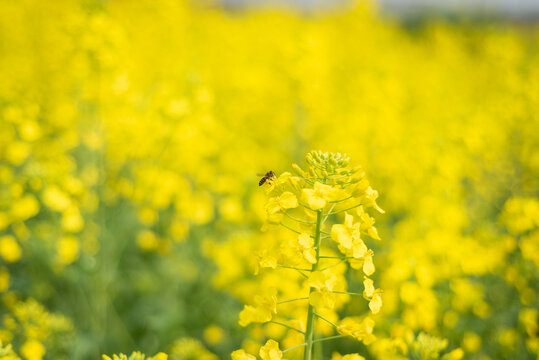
[258,171,276,186]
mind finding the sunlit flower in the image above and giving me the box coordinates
[302,182,340,210]
[259,340,282,360]
[363,277,375,298]
[255,249,278,275]
[239,288,277,326]
[231,349,256,360]
[337,317,376,344]
[265,192,299,224]
[369,293,382,314]
[21,339,45,360]
[308,272,337,309]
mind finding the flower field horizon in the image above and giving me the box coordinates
[0,0,538,359]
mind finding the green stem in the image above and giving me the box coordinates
[312,335,345,343]
[303,209,323,360]
[285,212,317,224]
[299,201,318,212]
[268,321,305,334]
[280,222,317,239]
[278,297,309,305]
[328,195,353,203]
[280,222,302,234]
[283,343,307,354]
[318,259,346,271]
[325,203,362,216]
[321,204,336,226]
[314,312,338,328]
[277,264,312,272]
[333,291,364,296]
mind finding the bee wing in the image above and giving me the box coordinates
[256,173,266,176]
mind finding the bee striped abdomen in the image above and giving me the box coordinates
[258,171,275,186]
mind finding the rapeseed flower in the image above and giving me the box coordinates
[231,349,256,360]
[259,340,282,360]
[302,182,341,210]
[20,340,45,360]
[308,272,338,309]
[265,192,298,224]
[235,152,383,359]
[337,317,376,344]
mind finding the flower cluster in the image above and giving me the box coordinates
[232,151,384,359]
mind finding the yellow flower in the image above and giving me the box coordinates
[302,182,340,210]
[363,277,374,298]
[337,317,376,344]
[259,339,282,360]
[253,288,278,314]
[231,349,256,360]
[265,172,299,194]
[442,348,464,360]
[356,206,381,240]
[369,293,382,314]
[347,177,370,197]
[61,206,84,232]
[152,353,168,360]
[239,288,277,326]
[331,353,366,360]
[42,186,72,211]
[331,213,359,249]
[331,213,368,259]
[10,195,40,221]
[361,187,384,214]
[265,192,298,224]
[20,339,45,360]
[136,230,159,251]
[239,305,272,327]
[296,233,316,264]
[254,249,277,275]
[57,236,80,265]
[342,355,366,360]
[363,252,375,276]
[204,325,225,345]
[0,235,22,263]
[308,272,337,309]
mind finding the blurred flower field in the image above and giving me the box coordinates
[0,0,538,359]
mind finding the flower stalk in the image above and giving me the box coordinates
[232,151,384,360]
[303,209,323,360]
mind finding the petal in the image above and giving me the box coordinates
[303,249,317,264]
[259,340,282,360]
[308,197,326,210]
[352,240,368,258]
[298,233,314,248]
[279,192,298,209]
[309,291,325,308]
[338,233,353,249]
[331,224,346,242]
[363,277,375,297]
[231,350,257,360]
[344,213,354,228]
[267,211,284,224]
[369,294,382,314]
[303,188,326,210]
[363,255,375,276]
